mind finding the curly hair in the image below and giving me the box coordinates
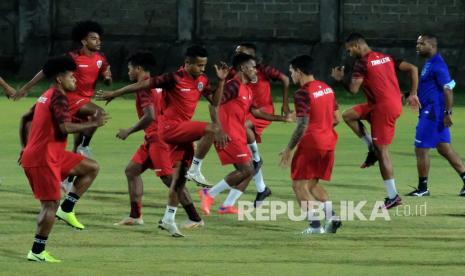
[71,20,104,43]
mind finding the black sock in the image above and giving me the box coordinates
[460,172,465,185]
[31,234,48,254]
[61,193,80,212]
[183,203,201,222]
[418,177,428,191]
[130,201,142,218]
[309,220,321,228]
[67,175,75,183]
[81,135,92,147]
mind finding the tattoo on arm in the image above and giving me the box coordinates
[287,117,308,150]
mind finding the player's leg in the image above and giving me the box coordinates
[436,143,465,195]
[74,102,105,155]
[342,104,377,168]
[374,143,401,208]
[308,182,341,233]
[27,200,61,262]
[292,180,324,234]
[56,156,99,229]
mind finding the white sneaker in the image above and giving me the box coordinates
[114,216,144,226]
[77,145,92,158]
[60,179,73,194]
[181,219,205,229]
[158,220,184,237]
[301,227,325,235]
[324,216,342,233]
[185,170,211,188]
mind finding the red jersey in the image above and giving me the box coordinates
[220,78,254,142]
[352,51,402,106]
[228,64,283,108]
[22,88,71,167]
[67,49,109,98]
[294,80,338,150]
[150,67,212,124]
[135,86,162,142]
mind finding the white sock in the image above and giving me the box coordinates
[189,157,203,173]
[162,205,177,223]
[384,179,398,199]
[223,189,243,207]
[361,134,373,150]
[248,141,260,162]
[254,169,266,193]
[209,179,231,197]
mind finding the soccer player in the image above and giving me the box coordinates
[234,43,291,206]
[405,34,465,196]
[0,76,16,97]
[15,21,111,189]
[20,56,108,262]
[199,53,292,215]
[331,33,418,209]
[280,55,341,234]
[97,45,229,237]
[110,51,203,228]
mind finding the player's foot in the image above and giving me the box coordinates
[254,186,272,207]
[382,194,402,209]
[60,179,73,194]
[324,216,342,233]
[405,187,430,197]
[459,186,465,196]
[199,188,214,216]
[360,151,378,168]
[114,216,144,226]
[56,207,85,230]
[186,170,211,188]
[76,145,92,158]
[301,227,325,235]
[217,205,238,215]
[158,220,184,237]
[181,219,205,229]
[27,250,61,263]
[252,158,263,175]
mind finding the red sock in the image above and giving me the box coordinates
[130,201,142,218]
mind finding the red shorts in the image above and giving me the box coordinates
[215,137,251,165]
[291,147,334,181]
[131,138,173,177]
[24,151,84,201]
[66,92,92,118]
[246,105,273,143]
[352,103,401,145]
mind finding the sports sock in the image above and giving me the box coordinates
[130,201,142,218]
[61,192,80,212]
[182,203,201,222]
[254,169,266,193]
[223,189,243,207]
[248,141,261,162]
[189,157,203,173]
[309,220,321,228]
[383,179,398,199]
[418,177,428,191]
[162,206,177,223]
[67,175,75,184]
[80,135,92,147]
[31,234,48,254]
[361,134,373,150]
[459,172,465,185]
[209,179,230,197]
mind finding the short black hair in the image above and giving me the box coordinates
[72,20,104,43]
[345,33,366,45]
[420,33,438,46]
[185,45,208,59]
[42,56,76,79]
[238,42,257,52]
[127,51,157,71]
[232,53,255,70]
[290,55,314,75]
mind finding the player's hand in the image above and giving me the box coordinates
[283,111,296,123]
[116,128,131,140]
[12,87,29,101]
[3,87,16,99]
[102,66,112,86]
[279,148,293,168]
[331,66,345,81]
[281,104,291,116]
[214,127,230,149]
[95,90,116,105]
[407,94,421,110]
[93,110,110,127]
[214,61,231,81]
[444,115,453,127]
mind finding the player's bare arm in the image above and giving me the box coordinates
[279,116,309,168]
[116,106,154,140]
[279,74,291,115]
[209,62,231,148]
[250,107,295,123]
[13,70,45,100]
[331,66,363,94]
[96,78,151,104]
[333,110,341,126]
[0,77,16,98]
[443,86,454,127]
[398,61,420,108]
[102,66,112,86]
[59,110,109,134]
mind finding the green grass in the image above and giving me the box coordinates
[1,92,465,275]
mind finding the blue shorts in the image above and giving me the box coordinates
[414,118,450,148]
